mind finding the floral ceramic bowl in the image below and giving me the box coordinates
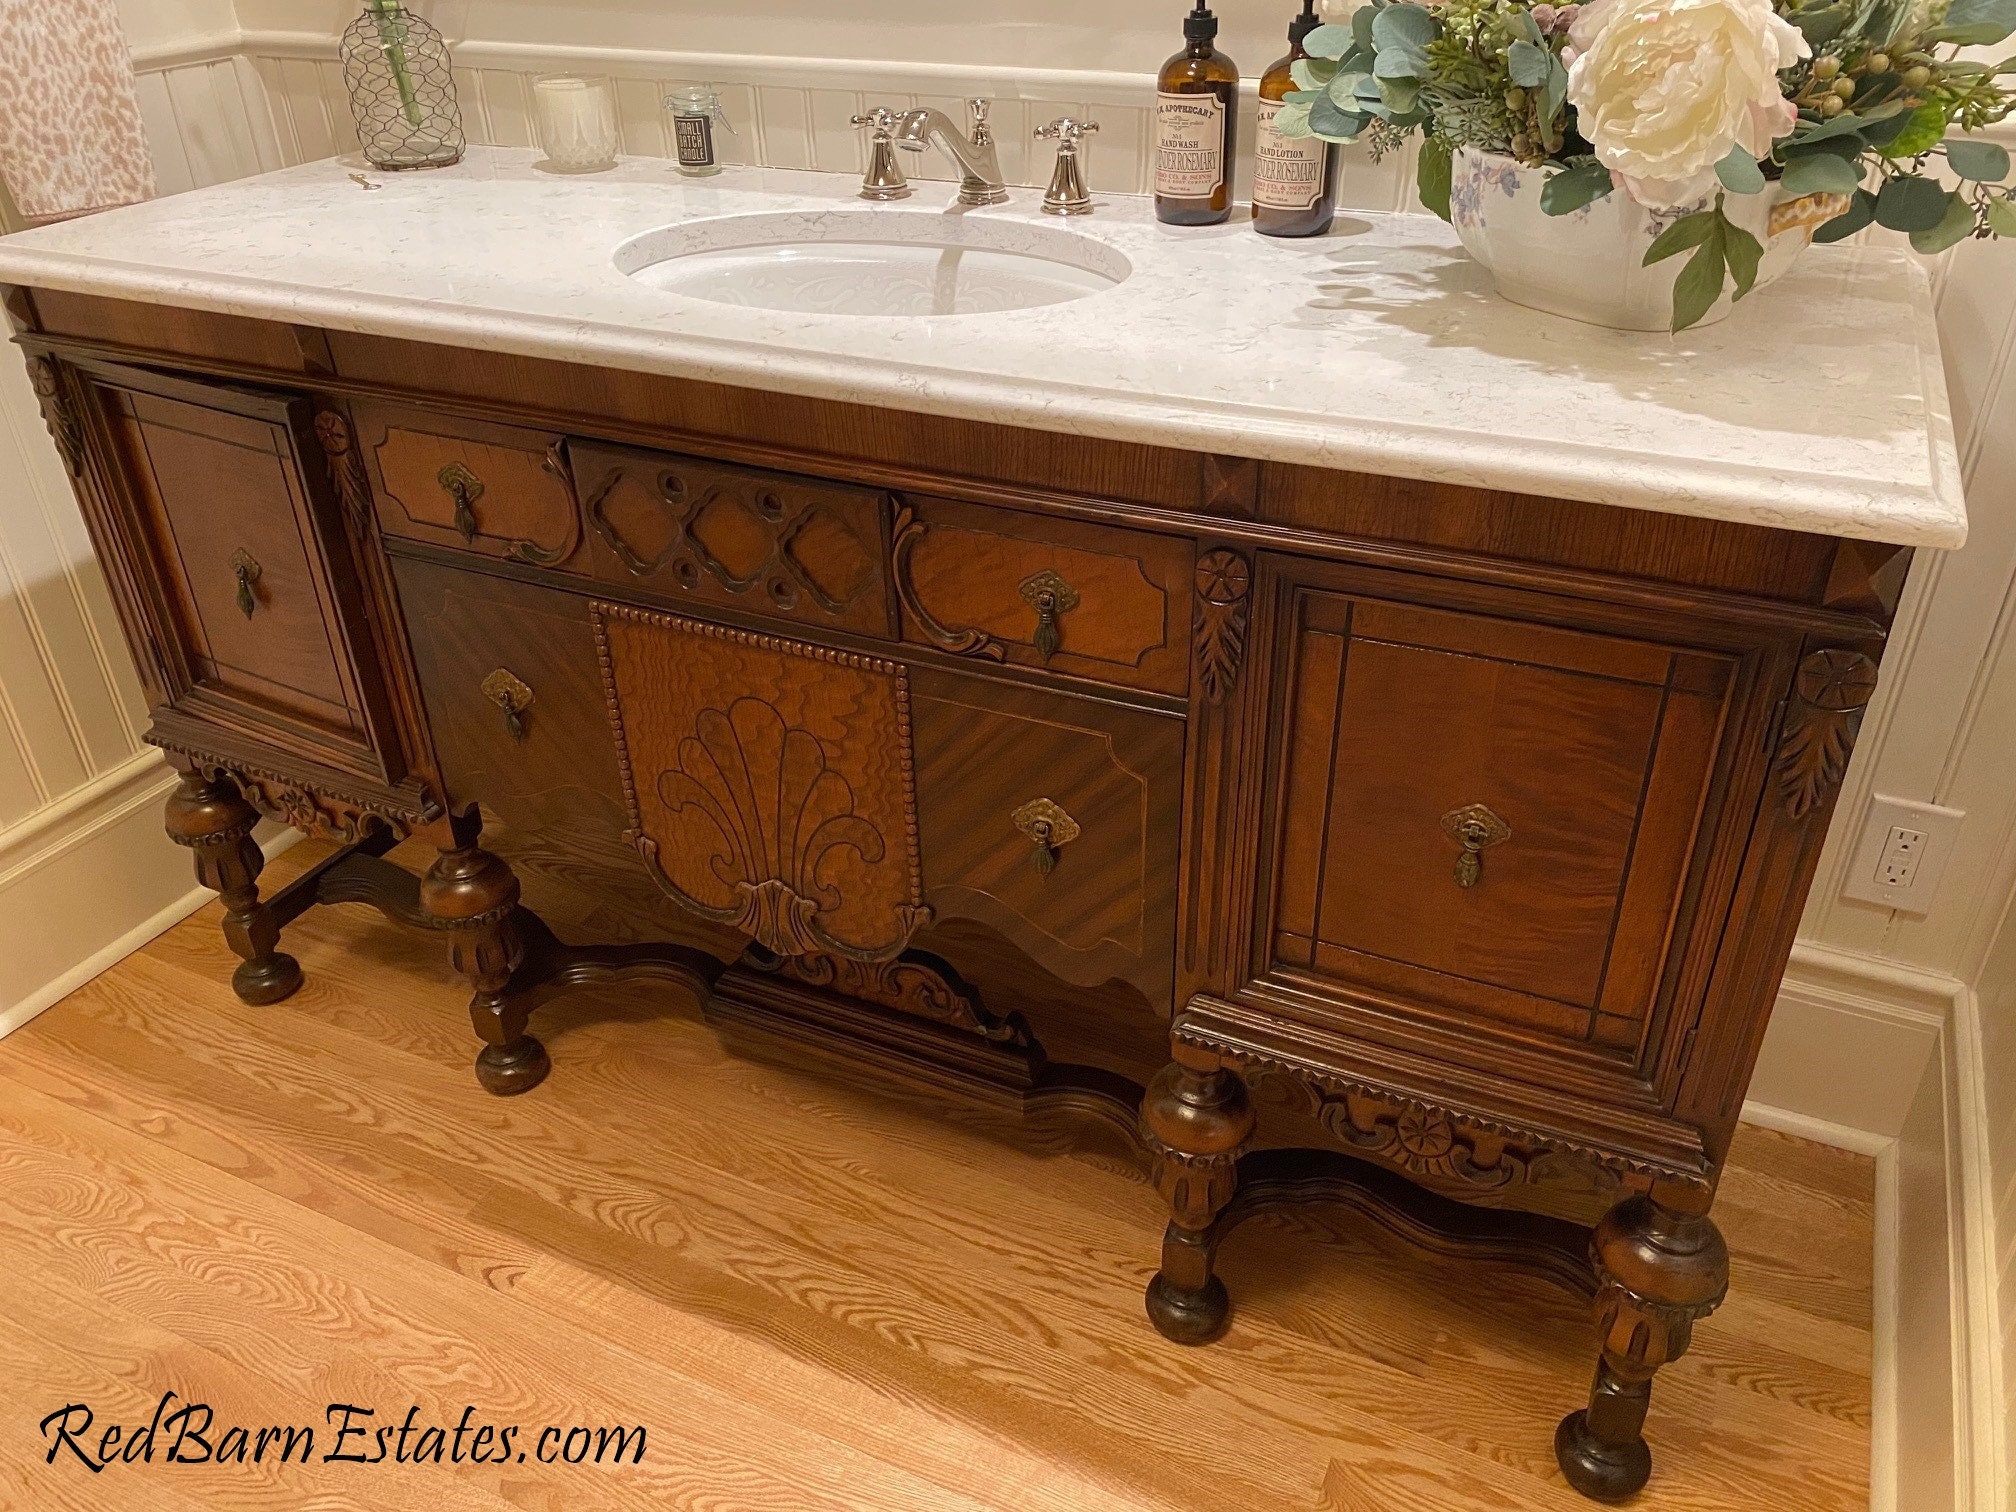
[1448,146,1847,331]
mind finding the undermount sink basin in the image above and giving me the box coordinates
[615,210,1132,318]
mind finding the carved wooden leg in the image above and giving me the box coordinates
[1142,1043,1255,1345]
[419,830,541,1096]
[164,770,302,1005]
[1555,1190,1729,1502]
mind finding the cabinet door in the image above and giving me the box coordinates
[68,358,400,784]
[910,666,1182,1009]
[1239,558,1769,1108]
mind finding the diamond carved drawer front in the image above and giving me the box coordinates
[593,602,930,962]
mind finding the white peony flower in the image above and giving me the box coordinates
[1566,0,1808,209]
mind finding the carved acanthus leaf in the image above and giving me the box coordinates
[313,406,373,525]
[1776,648,1879,820]
[26,355,84,477]
[1193,548,1251,704]
[754,949,1033,1049]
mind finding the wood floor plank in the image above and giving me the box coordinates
[2,841,1877,1510]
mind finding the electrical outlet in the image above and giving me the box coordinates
[1841,795,1964,913]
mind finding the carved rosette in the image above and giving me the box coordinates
[313,406,373,525]
[754,949,1034,1049]
[1777,648,1879,820]
[1319,1097,1533,1190]
[25,355,84,477]
[1192,548,1251,704]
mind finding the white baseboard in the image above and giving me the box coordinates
[0,753,300,1039]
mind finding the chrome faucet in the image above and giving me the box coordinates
[894,99,1009,206]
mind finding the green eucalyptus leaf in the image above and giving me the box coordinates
[1717,145,1767,194]
[1912,191,1979,252]
[1377,75,1422,112]
[1372,3,1439,52]
[1876,174,1955,232]
[1542,158,1616,214]
[1303,21,1356,58]
[1860,108,1918,149]
[1271,99,1317,138]
[1813,186,1879,241]
[1723,218,1764,298]
[1670,234,1729,332]
[1374,44,1428,78]
[1644,209,1719,266]
[1781,151,1863,195]
[1352,73,1386,102]
[1787,111,1872,146]
[1508,39,1553,87]
[1291,57,1339,89]
[1542,55,1570,120]
[1308,94,1370,139]
[1989,197,2016,237]
[1882,101,1951,158]
[1510,7,1546,42]
[1948,138,2012,182]
[1328,69,1372,104]
[1418,135,1454,221]
[1942,0,2016,43]
[1790,1,1851,43]
[1353,3,1379,47]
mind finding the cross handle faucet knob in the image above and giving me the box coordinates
[1036,117,1101,148]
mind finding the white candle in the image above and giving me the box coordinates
[533,76,619,173]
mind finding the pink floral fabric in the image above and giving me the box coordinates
[0,0,154,223]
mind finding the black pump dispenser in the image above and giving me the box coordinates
[1183,1,1219,44]
[1288,0,1321,45]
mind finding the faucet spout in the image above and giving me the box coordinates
[893,101,1009,207]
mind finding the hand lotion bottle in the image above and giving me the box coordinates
[1254,0,1342,237]
[1155,2,1239,226]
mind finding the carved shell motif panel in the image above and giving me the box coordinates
[593,603,930,962]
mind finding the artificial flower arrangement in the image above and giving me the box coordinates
[1276,0,2016,328]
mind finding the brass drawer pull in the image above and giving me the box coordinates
[438,462,486,543]
[230,549,262,619]
[1013,798,1080,877]
[481,668,534,739]
[1019,570,1079,664]
[1442,803,1510,888]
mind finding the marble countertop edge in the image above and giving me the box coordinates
[0,229,1970,553]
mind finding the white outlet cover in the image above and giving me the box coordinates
[1841,794,1965,914]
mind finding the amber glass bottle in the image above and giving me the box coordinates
[1155,2,1239,226]
[1254,1,1342,237]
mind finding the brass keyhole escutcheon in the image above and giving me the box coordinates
[1018,570,1080,664]
[1013,798,1081,877]
[229,549,262,620]
[438,463,486,543]
[1441,803,1510,888]
[481,668,534,740]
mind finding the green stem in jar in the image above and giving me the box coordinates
[366,0,425,129]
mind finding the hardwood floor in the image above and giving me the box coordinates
[0,840,1875,1512]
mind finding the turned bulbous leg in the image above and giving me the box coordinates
[164,770,301,1005]
[420,833,541,1096]
[1141,1044,1254,1345]
[1556,1190,1728,1502]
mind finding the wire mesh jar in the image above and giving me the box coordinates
[339,3,465,171]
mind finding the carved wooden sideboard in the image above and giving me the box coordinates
[7,285,1906,1500]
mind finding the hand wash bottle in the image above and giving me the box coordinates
[1155,2,1239,226]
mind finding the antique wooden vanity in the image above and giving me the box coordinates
[0,149,1962,1500]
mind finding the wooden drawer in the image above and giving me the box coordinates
[71,359,399,779]
[355,401,583,568]
[911,667,1182,1009]
[571,439,895,639]
[1243,558,1761,1092]
[894,498,1194,696]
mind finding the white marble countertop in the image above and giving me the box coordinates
[0,146,1967,548]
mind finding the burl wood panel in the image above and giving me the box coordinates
[571,438,893,638]
[896,497,1195,696]
[594,603,928,963]
[909,666,1183,1008]
[355,402,583,568]
[1264,586,1732,1059]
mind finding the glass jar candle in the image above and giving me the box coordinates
[664,86,734,176]
[533,75,619,173]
